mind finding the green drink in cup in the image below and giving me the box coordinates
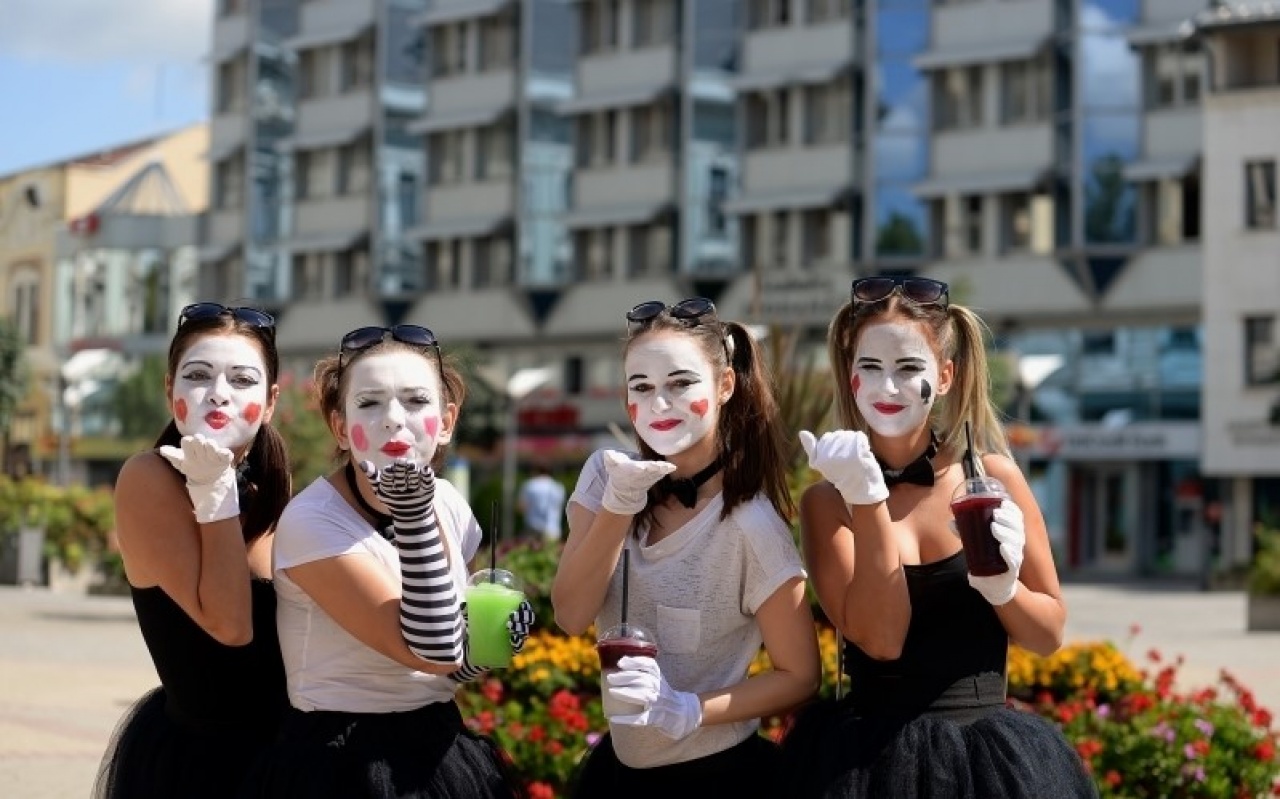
[465,569,526,669]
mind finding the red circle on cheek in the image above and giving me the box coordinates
[627,403,638,423]
[851,374,861,395]
[350,424,369,452]
[243,403,262,424]
[690,399,709,417]
[424,417,440,438]
[174,398,188,423]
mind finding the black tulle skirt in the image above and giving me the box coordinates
[778,675,1098,799]
[94,686,281,799]
[242,699,523,799]
[570,731,781,799]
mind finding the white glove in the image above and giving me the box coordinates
[605,655,702,741]
[599,450,677,516]
[967,500,1026,606]
[159,434,239,524]
[799,430,889,506]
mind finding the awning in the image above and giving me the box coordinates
[282,22,372,51]
[405,215,511,241]
[912,169,1050,198]
[914,36,1050,70]
[414,0,511,27]
[723,185,849,214]
[1126,21,1190,47]
[276,124,370,152]
[730,60,851,92]
[560,83,672,114]
[285,229,369,254]
[1123,155,1200,182]
[407,105,511,135]
[562,203,670,229]
[212,42,247,64]
[197,242,240,263]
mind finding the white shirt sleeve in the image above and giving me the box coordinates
[736,499,808,616]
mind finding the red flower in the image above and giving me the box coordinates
[1147,648,1162,663]
[1192,739,1211,757]
[482,679,504,704]
[1253,708,1273,729]
[546,740,564,756]
[527,780,556,799]
[1253,739,1275,762]
[1104,770,1122,787]
[1075,739,1103,760]
[529,724,547,743]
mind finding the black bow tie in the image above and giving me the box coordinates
[876,433,939,488]
[655,458,723,509]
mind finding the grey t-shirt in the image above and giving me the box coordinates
[570,449,806,768]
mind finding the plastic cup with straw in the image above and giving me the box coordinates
[950,420,1011,576]
[465,501,526,668]
[596,549,659,716]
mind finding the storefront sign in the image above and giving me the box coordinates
[1018,422,1200,461]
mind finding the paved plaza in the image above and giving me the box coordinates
[0,582,1277,798]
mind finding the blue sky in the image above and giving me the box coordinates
[0,0,213,176]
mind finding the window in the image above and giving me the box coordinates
[1001,57,1052,124]
[397,172,419,228]
[340,37,375,91]
[577,112,617,167]
[479,16,516,71]
[214,154,244,209]
[631,101,671,162]
[298,49,333,99]
[935,66,983,130]
[807,0,851,24]
[747,0,790,29]
[474,235,513,287]
[634,0,675,47]
[1144,42,1204,109]
[1000,191,1054,254]
[1149,176,1200,245]
[804,79,851,145]
[9,268,39,345]
[424,241,463,291]
[216,59,246,113]
[218,0,246,15]
[745,90,790,149]
[576,229,614,280]
[1245,160,1276,229]
[477,123,513,180]
[1082,331,1115,356]
[291,255,323,300]
[802,210,830,265]
[432,24,467,77]
[770,211,789,269]
[627,222,672,276]
[706,165,729,239]
[961,195,983,255]
[430,131,465,184]
[294,151,312,200]
[581,0,620,54]
[1245,316,1280,385]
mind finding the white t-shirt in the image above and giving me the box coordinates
[569,449,806,769]
[273,476,482,713]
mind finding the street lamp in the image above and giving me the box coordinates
[501,366,554,540]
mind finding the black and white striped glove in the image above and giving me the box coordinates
[361,461,464,666]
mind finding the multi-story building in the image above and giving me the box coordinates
[202,0,1280,578]
[0,124,209,483]
[1196,2,1280,569]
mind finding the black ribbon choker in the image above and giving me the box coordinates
[876,431,939,488]
[655,457,723,509]
[344,460,394,539]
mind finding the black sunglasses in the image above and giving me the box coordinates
[178,302,276,332]
[626,297,731,362]
[850,277,949,310]
[338,325,447,396]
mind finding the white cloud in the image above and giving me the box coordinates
[0,0,214,65]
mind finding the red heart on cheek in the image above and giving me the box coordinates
[690,399,709,417]
[351,425,369,452]
[851,374,861,395]
[425,417,440,438]
[174,398,188,423]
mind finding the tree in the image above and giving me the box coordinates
[272,373,336,491]
[111,355,171,439]
[875,211,925,256]
[0,318,29,477]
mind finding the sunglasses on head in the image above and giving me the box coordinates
[850,277,949,310]
[178,302,276,332]
[626,297,731,363]
[338,325,446,396]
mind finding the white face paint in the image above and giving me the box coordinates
[851,321,941,438]
[625,332,721,457]
[342,350,450,471]
[172,335,270,451]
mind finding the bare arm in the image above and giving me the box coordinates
[284,553,460,675]
[114,452,254,646]
[984,455,1067,656]
[551,501,630,635]
[697,577,820,726]
[801,482,911,660]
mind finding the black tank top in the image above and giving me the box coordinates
[843,550,1009,715]
[131,579,287,731]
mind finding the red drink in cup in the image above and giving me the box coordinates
[597,623,658,717]
[951,476,1010,577]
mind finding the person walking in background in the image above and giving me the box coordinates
[519,461,566,543]
[244,325,532,799]
[781,277,1096,797]
[552,298,820,798]
[95,303,291,798]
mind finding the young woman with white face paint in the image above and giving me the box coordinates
[245,327,528,799]
[96,304,291,799]
[781,279,1095,798]
[552,299,820,799]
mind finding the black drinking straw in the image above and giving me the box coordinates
[620,549,630,626]
[489,500,498,581]
[962,421,978,481]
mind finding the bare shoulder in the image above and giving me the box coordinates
[115,451,191,534]
[980,452,1027,489]
[799,481,848,531]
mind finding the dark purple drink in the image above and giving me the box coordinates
[951,477,1010,577]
